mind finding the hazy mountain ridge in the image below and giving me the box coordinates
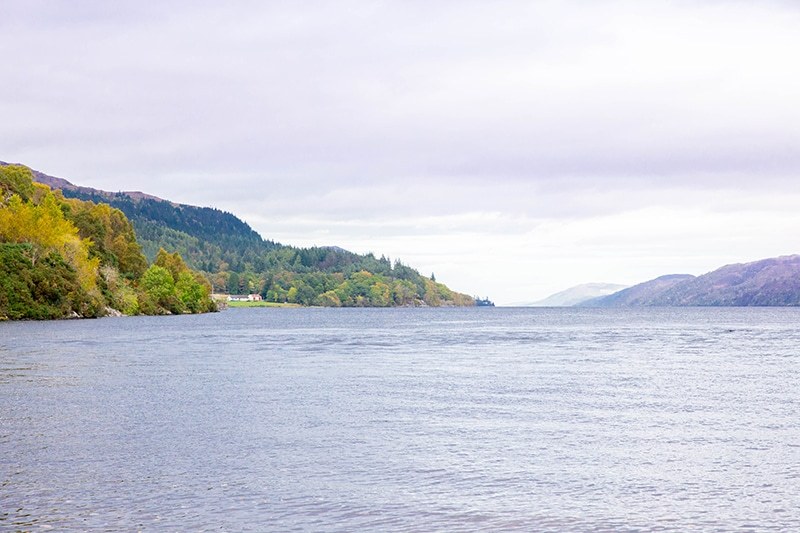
[10,162,170,203]
[587,256,800,307]
[580,274,696,307]
[524,283,629,307]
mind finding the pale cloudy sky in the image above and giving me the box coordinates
[2,1,800,304]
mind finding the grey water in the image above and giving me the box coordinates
[1,307,799,532]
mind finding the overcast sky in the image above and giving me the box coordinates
[3,1,800,304]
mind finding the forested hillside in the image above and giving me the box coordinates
[0,165,216,319]
[59,187,278,271]
[22,165,475,307]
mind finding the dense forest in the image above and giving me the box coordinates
[59,180,474,307]
[63,188,279,270]
[0,165,216,319]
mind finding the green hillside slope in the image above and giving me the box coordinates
[56,188,277,269]
[10,163,475,307]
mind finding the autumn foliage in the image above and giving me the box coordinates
[0,165,215,319]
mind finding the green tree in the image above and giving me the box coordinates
[319,290,341,307]
[423,279,441,306]
[286,286,299,303]
[0,244,103,320]
[227,271,240,294]
[140,265,179,313]
[392,279,417,306]
[176,271,204,313]
[0,164,36,201]
[369,281,391,306]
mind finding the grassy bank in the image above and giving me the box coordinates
[226,300,302,308]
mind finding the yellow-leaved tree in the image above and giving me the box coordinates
[0,192,101,293]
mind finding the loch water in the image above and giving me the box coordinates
[1,307,799,531]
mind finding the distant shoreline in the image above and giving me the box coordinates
[226,301,302,308]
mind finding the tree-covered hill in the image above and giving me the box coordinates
[0,165,216,319]
[17,163,278,271]
[65,190,278,272]
[4,162,475,307]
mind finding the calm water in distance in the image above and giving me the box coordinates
[1,307,799,531]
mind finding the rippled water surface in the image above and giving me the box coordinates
[2,307,800,531]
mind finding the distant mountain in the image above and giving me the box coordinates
[581,274,695,307]
[525,283,629,307]
[586,255,800,307]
